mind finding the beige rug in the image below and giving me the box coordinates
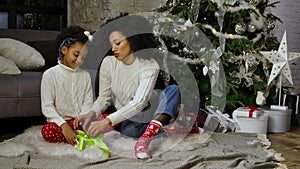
[0,125,286,169]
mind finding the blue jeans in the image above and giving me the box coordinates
[119,85,181,139]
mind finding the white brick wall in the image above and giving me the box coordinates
[271,0,300,94]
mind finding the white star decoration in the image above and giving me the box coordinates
[260,31,300,86]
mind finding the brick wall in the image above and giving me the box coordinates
[68,0,300,94]
[68,0,164,31]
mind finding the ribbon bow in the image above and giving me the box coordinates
[76,130,110,158]
[246,105,260,118]
[84,31,93,41]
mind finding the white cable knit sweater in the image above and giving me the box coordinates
[92,56,159,125]
[41,61,93,126]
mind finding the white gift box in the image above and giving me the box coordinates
[233,106,261,118]
[233,112,268,134]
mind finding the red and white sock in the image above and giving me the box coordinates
[134,120,162,159]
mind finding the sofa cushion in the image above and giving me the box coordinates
[0,38,45,70]
[0,71,42,97]
[27,40,58,71]
[0,71,43,118]
[0,56,21,75]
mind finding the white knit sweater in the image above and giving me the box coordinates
[92,56,160,125]
[41,62,93,126]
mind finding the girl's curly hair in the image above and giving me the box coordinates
[55,26,89,59]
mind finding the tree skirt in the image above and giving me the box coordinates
[0,125,286,169]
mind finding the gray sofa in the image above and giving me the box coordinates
[0,29,59,119]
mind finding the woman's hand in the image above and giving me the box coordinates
[76,110,97,131]
[87,118,111,138]
[61,123,78,146]
[73,118,81,130]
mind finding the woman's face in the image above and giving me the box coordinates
[109,31,132,61]
[61,42,87,69]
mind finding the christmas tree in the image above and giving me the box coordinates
[151,0,281,113]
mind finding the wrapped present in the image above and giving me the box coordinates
[202,106,238,133]
[233,106,261,118]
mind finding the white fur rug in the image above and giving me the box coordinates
[0,125,208,161]
[0,125,287,169]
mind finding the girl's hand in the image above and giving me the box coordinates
[61,123,78,146]
[77,110,97,131]
[87,118,111,138]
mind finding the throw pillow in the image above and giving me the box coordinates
[0,38,45,70]
[0,56,21,75]
[27,40,58,71]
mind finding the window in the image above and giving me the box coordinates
[0,0,67,30]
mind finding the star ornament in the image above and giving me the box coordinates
[260,31,300,86]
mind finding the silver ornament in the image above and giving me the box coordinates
[172,28,180,34]
[235,23,246,34]
[247,24,256,32]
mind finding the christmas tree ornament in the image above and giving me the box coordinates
[184,19,193,27]
[245,52,258,74]
[203,65,208,75]
[229,64,254,87]
[246,0,258,6]
[266,19,275,30]
[256,91,266,105]
[172,28,180,34]
[247,24,256,32]
[190,0,200,23]
[213,0,225,7]
[183,46,193,54]
[235,23,246,34]
[213,9,226,58]
[214,0,237,7]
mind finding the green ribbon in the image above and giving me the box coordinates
[76,130,110,158]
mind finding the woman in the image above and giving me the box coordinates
[77,14,182,159]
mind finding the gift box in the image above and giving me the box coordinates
[233,106,261,118]
[201,106,238,133]
[233,111,268,134]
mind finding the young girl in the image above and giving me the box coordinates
[40,26,93,146]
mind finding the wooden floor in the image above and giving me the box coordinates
[268,127,300,169]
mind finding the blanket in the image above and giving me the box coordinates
[0,125,286,169]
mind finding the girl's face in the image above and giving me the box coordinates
[61,42,87,69]
[109,31,132,61]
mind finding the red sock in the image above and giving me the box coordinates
[134,120,162,159]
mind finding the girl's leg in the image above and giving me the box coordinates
[41,119,76,143]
